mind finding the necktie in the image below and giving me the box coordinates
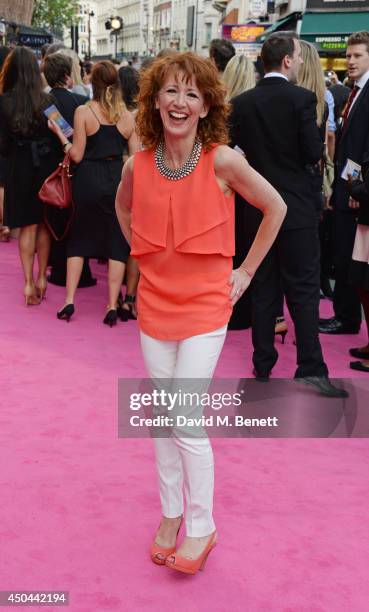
[341,85,360,123]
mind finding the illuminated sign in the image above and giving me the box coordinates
[222,24,269,44]
[321,41,347,49]
[19,34,52,47]
[302,34,350,53]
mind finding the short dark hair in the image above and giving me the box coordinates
[209,38,235,73]
[347,30,369,54]
[261,32,298,72]
[43,53,72,87]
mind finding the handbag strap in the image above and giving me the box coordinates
[62,151,72,172]
[43,199,75,242]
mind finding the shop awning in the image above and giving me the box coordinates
[300,12,369,54]
[255,12,301,43]
[300,11,369,37]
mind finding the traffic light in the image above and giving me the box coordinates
[105,16,123,32]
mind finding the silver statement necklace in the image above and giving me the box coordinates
[155,139,202,181]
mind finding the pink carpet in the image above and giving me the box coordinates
[1,240,369,611]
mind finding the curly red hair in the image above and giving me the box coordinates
[136,52,230,151]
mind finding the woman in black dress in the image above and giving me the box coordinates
[0,47,60,302]
[49,60,139,325]
[117,65,140,319]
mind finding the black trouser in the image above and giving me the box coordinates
[332,210,362,328]
[249,226,328,378]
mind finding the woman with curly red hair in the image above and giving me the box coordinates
[116,52,286,574]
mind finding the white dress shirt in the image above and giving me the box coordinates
[264,72,289,81]
[349,69,369,114]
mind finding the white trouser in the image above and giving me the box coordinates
[140,325,227,537]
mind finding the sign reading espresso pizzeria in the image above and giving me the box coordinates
[306,0,369,10]
[311,35,349,52]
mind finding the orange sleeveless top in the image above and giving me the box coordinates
[131,145,235,340]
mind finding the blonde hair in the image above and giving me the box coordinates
[56,48,83,87]
[91,60,126,124]
[297,40,326,127]
[222,54,256,100]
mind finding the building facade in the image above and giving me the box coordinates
[95,0,144,59]
[92,0,221,59]
[169,0,220,55]
[64,1,98,59]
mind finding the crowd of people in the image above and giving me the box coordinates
[1,29,369,575]
[0,34,368,360]
[0,35,368,359]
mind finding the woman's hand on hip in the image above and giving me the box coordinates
[229,268,252,306]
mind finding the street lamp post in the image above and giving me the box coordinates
[105,16,123,60]
[87,9,94,60]
[111,16,123,59]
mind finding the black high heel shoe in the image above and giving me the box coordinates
[103,309,118,327]
[118,294,137,322]
[275,316,288,344]
[57,304,74,322]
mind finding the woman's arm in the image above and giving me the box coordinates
[115,155,134,245]
[48,105,87,163]
[215,145,287,303]
[127,120,140,157]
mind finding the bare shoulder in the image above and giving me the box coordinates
[214,144,242,170]
[74,104,90,124]
[75,104,89,117]
[214,144,247,178]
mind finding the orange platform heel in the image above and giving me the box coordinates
[150,517,183,566]
[165,531,217,575]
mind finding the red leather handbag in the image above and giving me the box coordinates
[38,153,74,241]
[39,152,73,209]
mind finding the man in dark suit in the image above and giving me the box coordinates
[319,31,369,335]
[43,53,95,288]
[230,32,347,397]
